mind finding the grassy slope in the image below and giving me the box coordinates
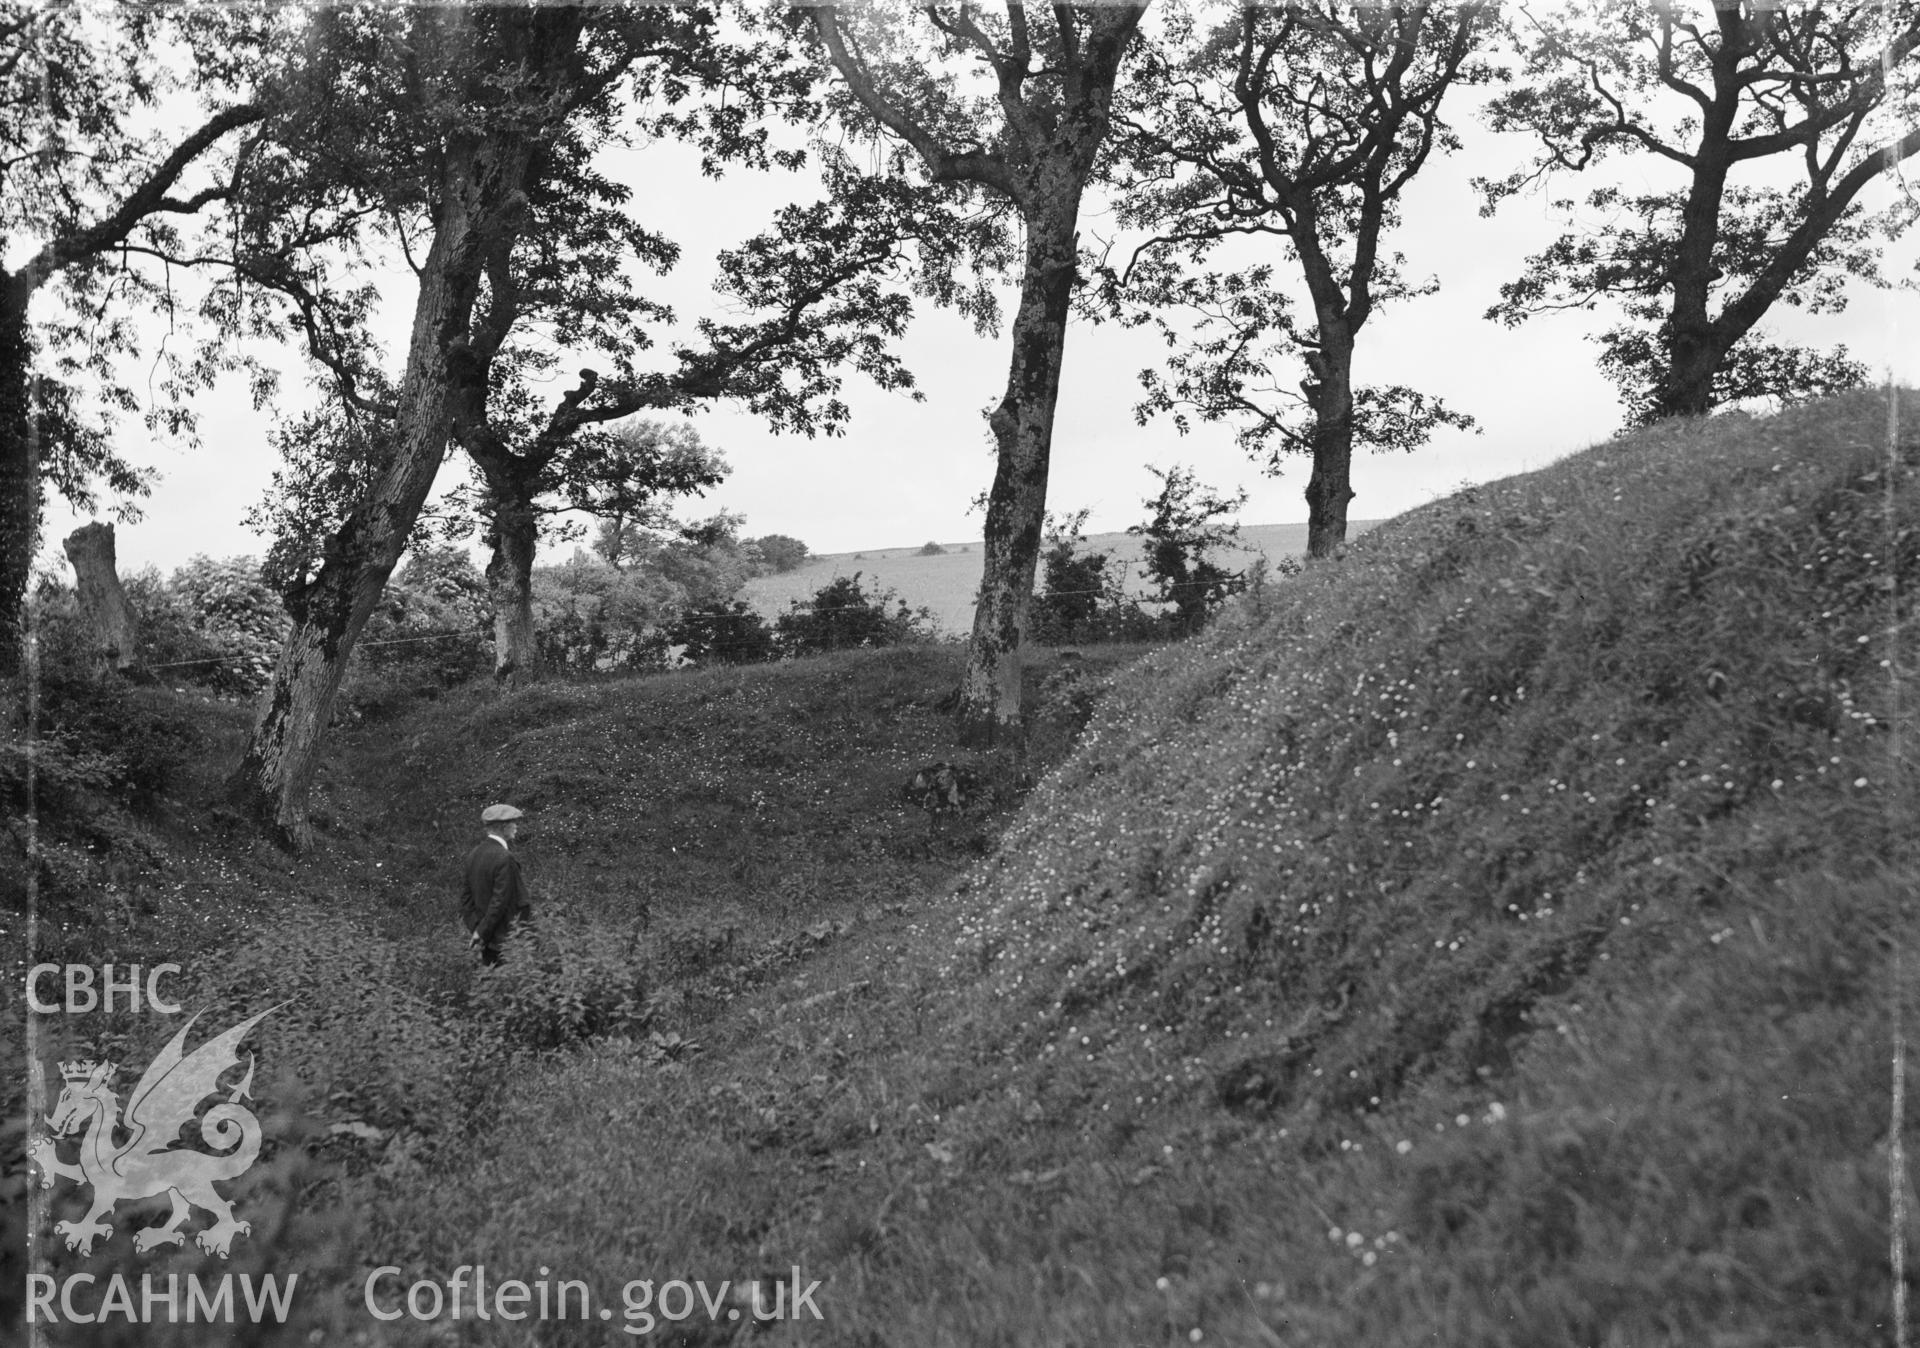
[13,390,1915,1345]
[381,390,1916,1345]
[9,643,1132,1344]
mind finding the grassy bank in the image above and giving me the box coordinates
[9,642,1130,1343]
[12,389,1917,1345]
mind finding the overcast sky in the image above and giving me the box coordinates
[36,39,1920,578]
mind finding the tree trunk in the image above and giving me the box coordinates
[1653,171,1731,421]
[1652,113,1736,422]
[1652,328,1728,421]
[0,278,36,681]
[809,5,1142,745]
[61,522,138,674]
[961,205,1081,745]
[486,493,541,686]
[225,132,536,850]
[1302,325,1357,559]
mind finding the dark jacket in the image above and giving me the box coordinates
[462,837,532,947]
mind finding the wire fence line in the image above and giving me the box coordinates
[119,580,1198,672]
[102,570,1241,677]
[135,633,487,675]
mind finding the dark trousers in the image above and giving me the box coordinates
[476,913,530,966]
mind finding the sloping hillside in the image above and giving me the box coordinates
[917,387,1919,1342]
[969,387,1915,1114]
[15,390,1915,1345]
[389,389,1915,1346]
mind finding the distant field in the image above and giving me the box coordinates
[740,520,1382,636]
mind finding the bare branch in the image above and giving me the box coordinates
[22,103,265,292]
[813,6,1020,199]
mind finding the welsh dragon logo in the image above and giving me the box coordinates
[28,1005,280,1259]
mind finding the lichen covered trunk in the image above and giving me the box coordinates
[962,205,1082,745]
[486,495,541,687]
[223,306,456,848]
[226,133,533,850]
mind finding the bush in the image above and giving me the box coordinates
[467,917,656,1052]
[32,678,202,806]
[32,564,229,691]
[751,534,812,574]
[347,545,492,712]
[1130,465,1247,637]
[1029,510,1161,645]
[666,600,778,666]
[5,590,202,808]
[177,913,493,1143]
[21,573,89,669]
[532,551,677,675]
[775,573,934,656]
[33,561,281,693]
[122,565,226,678]
[165,910,661,1152]
[917,540,946,556]
[168,555,289,693]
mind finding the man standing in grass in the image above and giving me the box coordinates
[463,804,533,966]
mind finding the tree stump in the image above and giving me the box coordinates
[62,522,138,674]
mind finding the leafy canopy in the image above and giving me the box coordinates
[1103,2,1494,465]
[3,2,289,510]
[1481,0,1920,421]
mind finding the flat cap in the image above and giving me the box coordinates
[481,804,525,823]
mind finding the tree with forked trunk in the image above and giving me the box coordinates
[219,4,952,843]
[805,2,1150,744]
[442,160,944,687]
[253,405,732,688]
[1483,0,1920,424]
[219,3,630,847]
[464,415,727,687]
[1103,2,1493,559]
